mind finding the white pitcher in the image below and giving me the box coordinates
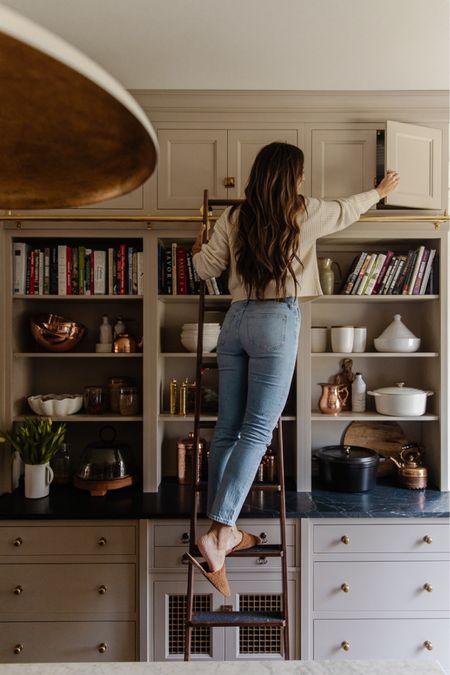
[24,463,54,499]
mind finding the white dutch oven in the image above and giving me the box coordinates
[368,382,433,416]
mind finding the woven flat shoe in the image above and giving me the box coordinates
[186,552,231,596]
[229,529,262,553]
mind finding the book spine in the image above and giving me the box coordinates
[12,243,29,295]
[78,247,85,295]
[364,253,386,295]
[66,246,72,295]
[176,246,188,295]
[132,251,138,294]
[118,244,126,294]
[137,251,144,295]
[205,278,214,295]
[108,248,114,295]
[351,254,372,294]
[50,246,58,295]
[185,250,197,294]
[57,245,66,295]
[211,277,221,295]
[419,249,436,295]
[392,251,412,294]
[342,252,367,294]
[412,248,430,295]
[127,246,134,294]
[164,246,172,295]
[29,249,37,295]
[389,257,406,295]
[38,250,44,295]
[94,250,106,294]
[381,256,399,294]
[171,242,178,295]
[84,248,92,295]
[407,246,425,295]
[43,247,50,295]
[356,255,376,295]
[71,247,79,295]
[372,250,394,295]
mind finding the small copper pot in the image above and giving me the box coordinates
[113,333,138,353]
[177,432,207,484]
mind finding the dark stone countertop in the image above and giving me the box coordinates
[0,479,448,520]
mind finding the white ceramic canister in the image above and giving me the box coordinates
[24,462,54,499]
[352,326,367,353]
[331,326,354,353]
[311,326,328,353]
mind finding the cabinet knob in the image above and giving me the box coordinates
[97,585,107,595]
[340,640,350,652]
[97,643,107,654]
[424,640,433,651]
[340,583,350,593]
[180,532,190,544]
[256,556,268,565]
[340,535,350,545]
[13,585,23,595]
[423,535,433,545]
[423,583,433,593]
[259,532,268,543]
[223,176,235,188]
[97,537,107,547]
[13,537,23,547]
[181,553,189,565]
[13,644,23,655]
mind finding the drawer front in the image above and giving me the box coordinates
[0,564,135,615]
[0,621,135,662]
[314,561,450,612]
[153,546,295,570]
[313,523,450,554]
[314,618,449,671]
[154,523,295,547]
[0,525,136,556]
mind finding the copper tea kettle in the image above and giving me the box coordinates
[390,444,427,489]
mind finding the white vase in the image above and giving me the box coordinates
[24,462,54,499]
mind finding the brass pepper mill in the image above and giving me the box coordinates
[179,378,188,416]
[169,378,178,415]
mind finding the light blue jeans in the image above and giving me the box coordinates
[207,297,300,525]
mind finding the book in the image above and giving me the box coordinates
[176,246,188,295]
[78,247,86,295]
[388,256,406,294]
[364,253,386,295]
[381,256,399,294]
[118,244,126,295]
[71,246,79,295]
[354,254,375,295]
[136,251,144,295]
[372,250,394,295]
[108,248,115,295]
[38,250,44,296]
[407,246,425,295]
[419,249,436,295]
[412,247,429,295]
[185,250,197,294]
[43,247,50,295]
[171,243,178,295]
[84,248,92,295]
[57,245,67,295]
[205,278,215,295]
[341,252,367,294]
[392,250,413,294]
[127,246,134,294]
[93,250,107,294]
[50,246,58,295]
[66,246,72,295]
[12,242,29,294]
[351,254,373,294]
[211,277,221,295]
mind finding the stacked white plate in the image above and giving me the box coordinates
[181,323,221,352]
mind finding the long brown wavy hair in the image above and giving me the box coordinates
[230,142,306,299]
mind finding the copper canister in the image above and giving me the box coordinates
[177,432,206,484]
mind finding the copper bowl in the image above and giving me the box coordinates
[31,314,86,352]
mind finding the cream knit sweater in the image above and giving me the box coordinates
[193,189,379,301]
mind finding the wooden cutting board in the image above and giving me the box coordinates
[343,421,407,476]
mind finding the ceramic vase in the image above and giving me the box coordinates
[24,462,54,499]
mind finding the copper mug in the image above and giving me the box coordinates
[318,383,348,416]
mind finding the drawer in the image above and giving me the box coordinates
[153,545,296,570]
[0,621,135,663]
[0,563,135,615]
[0,525,136,556]
[154,522,295,547]
[313,523,450,554]
[314,618,449,672]
[314,561,450,612]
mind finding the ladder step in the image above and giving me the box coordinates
[189,610,284,627]
[194,481,281,491]
[196,421,216,430]
[200,362,218,369]
[188,544,283,558]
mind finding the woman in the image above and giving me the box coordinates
[188,142,399,595]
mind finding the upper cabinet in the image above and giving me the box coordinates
[308,121,443,210]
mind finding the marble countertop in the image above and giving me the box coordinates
[0,479,449,520]
[0,661,444,675]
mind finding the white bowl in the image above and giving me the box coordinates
[373,337,421,353]
[27,394,83,416]
[181,334,218,353]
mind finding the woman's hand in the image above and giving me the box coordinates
[376,170,400,198]
[192,225,206,255]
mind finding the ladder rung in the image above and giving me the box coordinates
[188,544,283,558]
[189,610,284,627]
[196,421,216,429]
[200,362,218,369]
[194,481,281,492]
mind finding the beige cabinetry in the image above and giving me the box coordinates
[148,519,299,661]
[301,518,450,673]
[0,520,139,663]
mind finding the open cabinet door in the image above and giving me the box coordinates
[385,120,442,209]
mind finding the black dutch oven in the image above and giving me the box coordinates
[315,445,384,492]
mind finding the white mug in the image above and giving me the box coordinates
[331,326,354,353]
[353,326,367,353]
[24,462,54,499]
[311,327,328,353]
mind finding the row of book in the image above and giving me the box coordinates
[341,246,437,296]
[13,243,144,296]
[158,242,229,295]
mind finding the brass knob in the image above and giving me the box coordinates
[423,583,433,593]
[13,585,23,595]
[259,532,268,543]
[341,535,350,545]
[98,537,107,547]
[97,585,107,595]
[97,643,107,654]
[181,532,190,543]
[341,641,350,652]
[424,640,433,651]
[256,556,268,565]
[13,537,23,547]
[423,535,433,545]
[223,176,236,188]
[181,553,189,565]
[340,583,350,593]
[14,644,23,655]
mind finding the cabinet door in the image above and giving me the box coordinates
[227,130,299,199]
[311,129,377,200]
[385,120,442,209]
[157,129,228,209]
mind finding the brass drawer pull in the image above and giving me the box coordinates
[259,532,268,543]
[340,535,350,545]
[97,585,107,595]
[180,532,190,544]
[13,537,23,547]
[97,643,107,654]
[13,585,23,595]
[256,556,268,565]
[224,176,235,188]
[424,640,433,651]
[14,644,23,655]
[340,583,350,593]
[423,535,433,545]
[423,583,433,593]
[181,553,189,565]
[97,537,107,547]
[340,640,350,652]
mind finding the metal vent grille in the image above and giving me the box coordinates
[168,594,212,655]
[239,594,282,655]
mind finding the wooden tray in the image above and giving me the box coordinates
[343,421,407,476]
[73,475,133,497]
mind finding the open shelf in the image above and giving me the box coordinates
[314,294,439,303]
[311,411,438,421]
[311,352,438,358]
[14,353,143,358]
